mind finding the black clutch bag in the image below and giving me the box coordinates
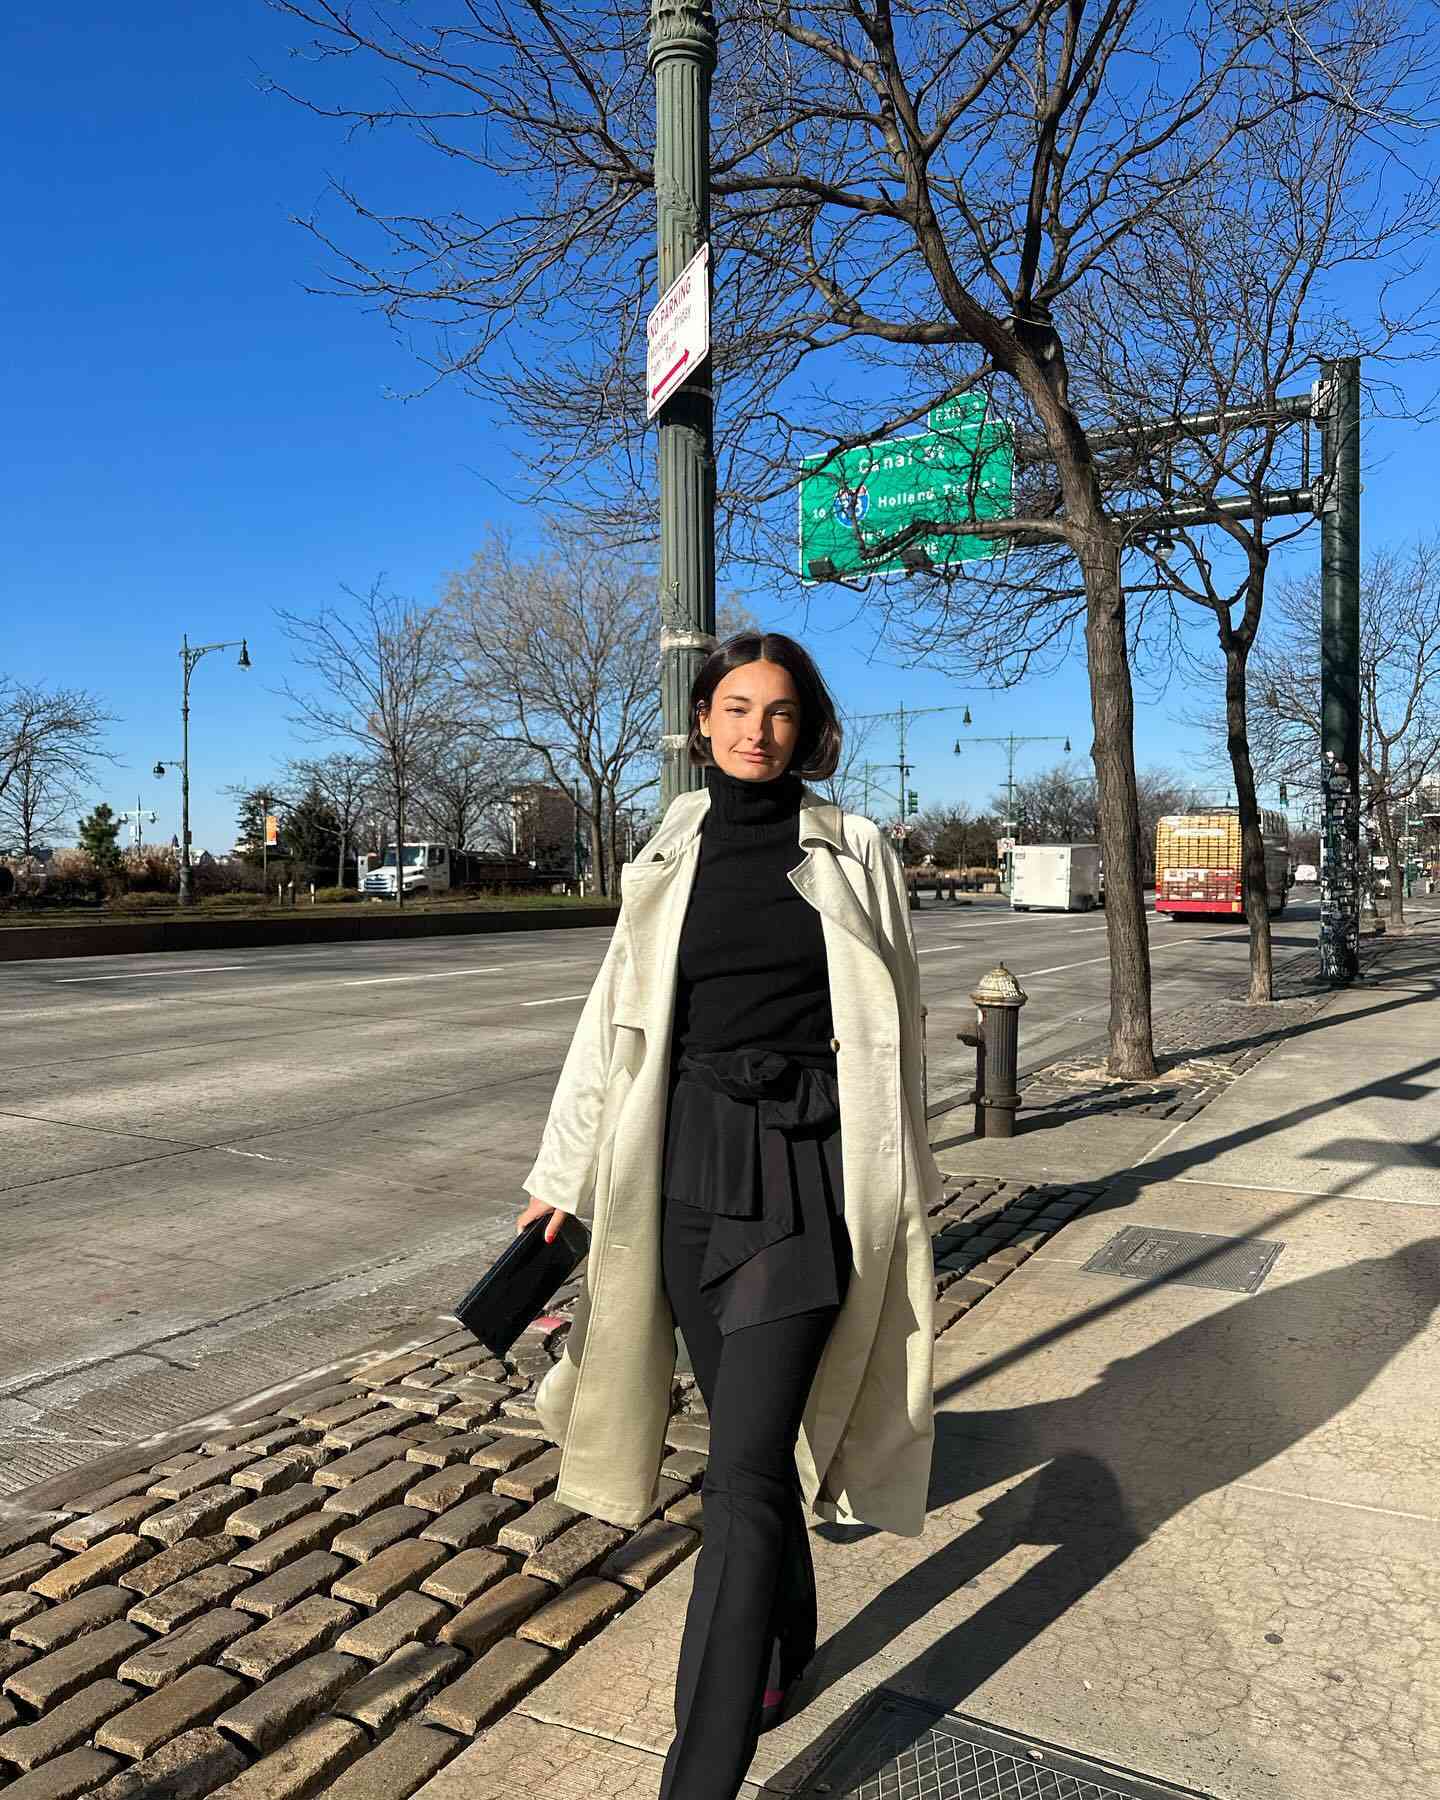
[452,1213,591,1357]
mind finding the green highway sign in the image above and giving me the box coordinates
[926,392,991,433]
[799,398,1013,582]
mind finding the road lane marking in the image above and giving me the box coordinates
[1018,937,1211,978]
[917,919,1171,956]
[341,965,515,986]
[55,966,249,983]
[521,994,590,1007]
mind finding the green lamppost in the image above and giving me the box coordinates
[153,634,251,907]
[648,0,718,811]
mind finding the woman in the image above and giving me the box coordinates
[516,632,941,1800]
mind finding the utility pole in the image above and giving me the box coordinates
[649,0,718,812]
[957,729,1073,838]
[850,697,978,829]
[1319,356,1361,982]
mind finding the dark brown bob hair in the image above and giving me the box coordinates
[686,631,843,780]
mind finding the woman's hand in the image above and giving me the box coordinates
[516,1194,567,1243]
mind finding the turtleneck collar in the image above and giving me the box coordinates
[703,760,804,839]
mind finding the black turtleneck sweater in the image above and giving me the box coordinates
[670,762,834,1060]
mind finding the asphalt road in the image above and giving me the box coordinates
[0,892,1333,1491]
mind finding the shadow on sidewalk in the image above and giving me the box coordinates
[785,1240,1439,1789]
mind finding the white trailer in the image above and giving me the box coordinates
[1010,843,1102,913]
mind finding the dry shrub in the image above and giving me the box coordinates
[108,891,176,915]
[123,846,179,894]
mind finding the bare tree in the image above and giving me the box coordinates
[446,532,756,894]
[922,804,1004,873]
[1249,545,1440,930]
[1050,22,1439,1000]
[814,712,885,819]
[278,584,455,906]
[446,533,656,896]
[1002,761,1202,877]
[284,752,381,885]
[0,682,114,853]
[3,744,82,859]
[264,0,1425,1072]
[411,734,537,852]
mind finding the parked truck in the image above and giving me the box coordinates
[358,843,565,899]
[1009,843,1102,912]
[1155,809,1289,920]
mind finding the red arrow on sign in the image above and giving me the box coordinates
[651,348,690,401]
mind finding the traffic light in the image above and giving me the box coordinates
[1279,781,1289,806]
[906,789,918,816]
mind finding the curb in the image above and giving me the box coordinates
[1,1317,460,1525]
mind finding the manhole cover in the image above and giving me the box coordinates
[1080,1225,1282,1294]
[800,1693,1214,1800]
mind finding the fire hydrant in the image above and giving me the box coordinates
[958,963,1028,1138]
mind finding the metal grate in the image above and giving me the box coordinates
[1079,1225,1282,1294]
[801,1694,1213,1800]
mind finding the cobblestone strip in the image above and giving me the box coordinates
[923,1177,1108,1337]
[0,1286,708,1800]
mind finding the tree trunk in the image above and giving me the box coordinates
[605,787,620,897]
[1225,641,1274,1003]
[394,782,405,909]
[588,777,605,898]
[338,824,347,890]
[1375,810,1405,929]
[1078,534,1157,1079]
[1014,351,1155,1080]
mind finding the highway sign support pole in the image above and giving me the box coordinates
[1319,356,1362,984]
[649,0,717,811]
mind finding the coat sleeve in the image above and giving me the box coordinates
[518,912,632,1221]
[865,829,945,1209]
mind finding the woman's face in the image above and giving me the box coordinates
[698,659,803,780]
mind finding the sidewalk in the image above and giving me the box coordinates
[3,930,1437,1800]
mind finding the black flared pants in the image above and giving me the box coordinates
[658,1200,842,1800]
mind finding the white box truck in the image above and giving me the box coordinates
[1010,844,1102,912]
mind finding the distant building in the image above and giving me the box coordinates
[509,784,579,870]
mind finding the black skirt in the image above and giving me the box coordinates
[661,1047,852,1334]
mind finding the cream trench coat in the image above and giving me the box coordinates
[519,784,940,1538]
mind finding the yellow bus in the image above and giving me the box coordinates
[1155,809,1290,920]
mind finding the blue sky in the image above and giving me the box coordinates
[5,2,1434,853]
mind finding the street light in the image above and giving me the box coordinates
[953,716,1076,855]
[155,635,252,907]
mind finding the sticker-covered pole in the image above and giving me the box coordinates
[1318,357,1361,984]
[649,0,717,811]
